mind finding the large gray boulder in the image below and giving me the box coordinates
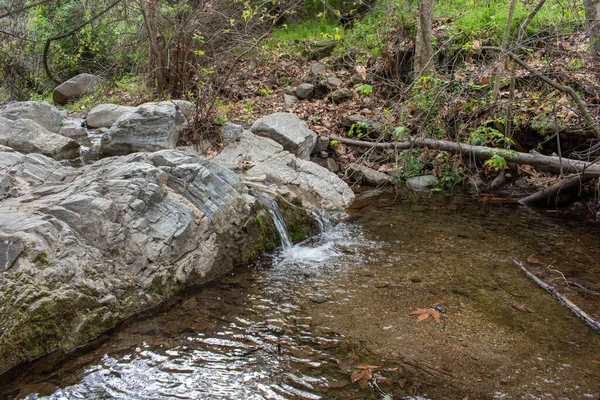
[250,113,317,160]
[86,103,135,128]
[0,101,62,133]
[0,148,283,372]
[0,117,80,159]
[214,130,354,210]
[53,73,100,105]
[101,102,187,156]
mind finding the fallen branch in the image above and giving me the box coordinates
[513,260,600,333]
[329,136,600,176]
[518,174,597,206]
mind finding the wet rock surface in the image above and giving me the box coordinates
[0,148,281,372]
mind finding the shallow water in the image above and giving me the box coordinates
[3,190,600,400]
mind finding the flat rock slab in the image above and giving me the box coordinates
[250,112,317,160]
[214,130,354,210]
[0,101,62,133]
[53,73,100,105]
[0,117,80,160]
[87,104,135,128]
[101,102,188,156]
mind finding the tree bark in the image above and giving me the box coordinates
[328,136,600,176]
[140,0,166,93]
[414,0,434,78]
[585,0,600,58]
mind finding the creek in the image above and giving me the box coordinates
[2,190,600,400]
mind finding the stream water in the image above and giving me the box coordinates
[2,190,600,400]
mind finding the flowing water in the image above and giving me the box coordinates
[3,190,600,400]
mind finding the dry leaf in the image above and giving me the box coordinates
[410,308,448,323]
[356,65,367,80]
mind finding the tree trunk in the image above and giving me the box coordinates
[414,0,434,78]
[585,0,600,58]
[140,0,166,93]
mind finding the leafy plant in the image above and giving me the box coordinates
[348,121,369,138]
[355,84,373,96]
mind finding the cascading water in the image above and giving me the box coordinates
[258,195,341,267]
[259,195,293,249]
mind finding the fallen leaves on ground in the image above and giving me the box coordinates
[410,308,448,323]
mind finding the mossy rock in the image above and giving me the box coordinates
[275,195,319,243]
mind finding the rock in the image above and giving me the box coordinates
[331,89,353,103]
[341,114,384,133]
[284,93,298,107]
[0,101,62,133]
[250,112,317,160]
[350,73,365,85]
[57,123,90,146]
[295,83,315,99]
[466,175,485,193]
[221,122,243,144]
[52,73,100,105]
[314,136,330,154]
[347,163,392,186]
[86,104,135,128]
[311,62,327,76]
[0,117,80,160]
[309,40,337,60]
[214,130,354,210]
[0,148,284,372]
[101,102,188,156]
[171,100,195,120]
[327,76,343,89]
[406,175,438,190]
[311,156,339,173]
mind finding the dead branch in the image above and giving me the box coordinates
[513,260,600,333]
[329,136,600,176]
[0,0,55,20]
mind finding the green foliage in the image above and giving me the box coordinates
[256,215,264,228]
[392,126,409,141]
[485,153,507,169]
[354,84,373,96]
[469,123,514,148]
[348,121,369,138]
[329,139,340,147]
[435,0,582,45]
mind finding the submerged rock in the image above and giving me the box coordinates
[0,148,283,372]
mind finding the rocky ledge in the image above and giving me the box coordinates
[0,142,350,373]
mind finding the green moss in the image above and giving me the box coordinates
[33,252,52,267]
[275,196,319,243]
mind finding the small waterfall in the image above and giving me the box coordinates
[260,196,292,248]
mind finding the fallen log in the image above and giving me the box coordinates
[513,260,600,334]
[329,136,600,177]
